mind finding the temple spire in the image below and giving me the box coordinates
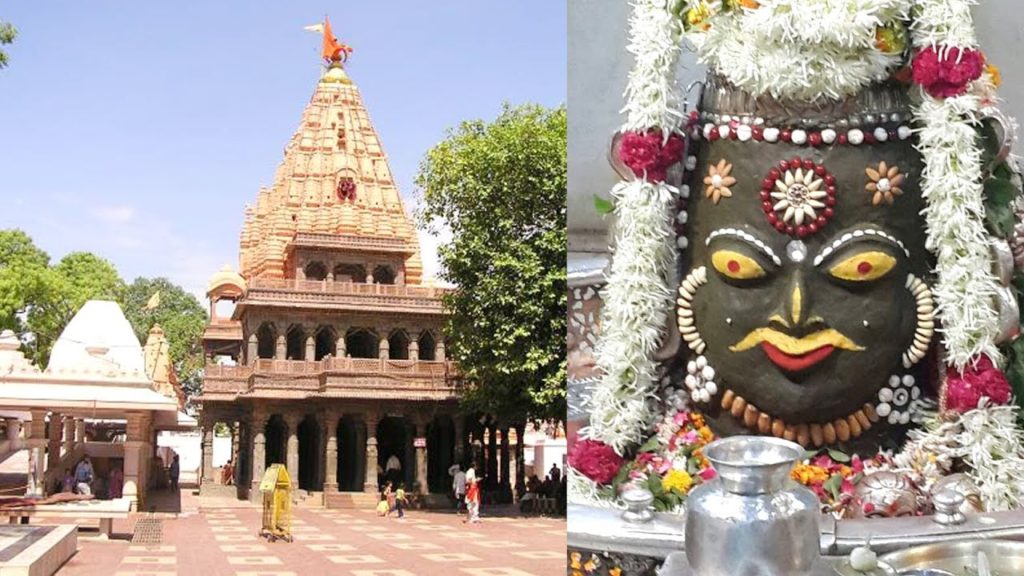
[305,16,354,84]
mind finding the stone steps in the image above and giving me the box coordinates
[324,491,378,509]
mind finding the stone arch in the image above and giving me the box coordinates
[304,261,327,281]
[314,326,337,360]
[286,325,306,360]
[256,323,276,359]
[418,331,437,361]
[297,415,321,492]
[372,265,396,285]
[265,415,287,469]
[388,330,410,360]
[345,329,377,359]
[333,263,366,283]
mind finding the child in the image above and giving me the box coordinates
[465,471,481,524]
[395,484,407,519]
[383,482,395,517]
[376,490,390,517]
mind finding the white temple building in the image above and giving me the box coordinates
[0,300,186,509]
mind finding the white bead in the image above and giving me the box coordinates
[691,391,701,403]
[753,117,765,126]
[676,236,689,249]
[718,125,730,139]
[711,174,723,188]
[764,127,780,143]
[705,381,718,396]
[876,402,892,417]
[848,129,864,145]
[701,365,715,380]
[680,185,690,199]
[893,388,909,407]
[696,356,708,369]
[874,127,889,142]
[720,114,732,123]
[876,178,891,192]
[736,124,752,142]
[699,389,711,403]
[899,411,911,425]
[791,129,807,145]
[685,375,697,389]
[677,211,688,224]
[911,386,921,400]
[889,375,900,387]
[888,411,900,425]
[703,124,715,140]
[821,129,837,144]
[686,156,697,171]
[897,126,912,140]
[902,375,915,386]
[879,388,894,402]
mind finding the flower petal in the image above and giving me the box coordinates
[866,167,880,181]
[721,176,737,187]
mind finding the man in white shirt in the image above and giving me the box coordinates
[453,466,467,514]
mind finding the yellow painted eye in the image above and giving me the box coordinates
[829,251,897,282]
[711,250,766,280]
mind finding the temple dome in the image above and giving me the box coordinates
[47,300,145,375]
[207,264,247,299]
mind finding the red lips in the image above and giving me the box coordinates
[761,342,835,373]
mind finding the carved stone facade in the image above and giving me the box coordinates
[196,62,477,506]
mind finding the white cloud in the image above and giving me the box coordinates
[91,206,136,224]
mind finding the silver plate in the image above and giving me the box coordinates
[878,539,1024,575]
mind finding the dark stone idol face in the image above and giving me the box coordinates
[681,130,931,437]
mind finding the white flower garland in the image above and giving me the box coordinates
[583,0,684,454]
[685,0,907,100]
[910,0,1002,369]
[588,180,678,452]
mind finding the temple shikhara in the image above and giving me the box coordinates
[197,25,474,507]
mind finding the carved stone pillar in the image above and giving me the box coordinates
[250,412,269,496]
[47,412,61,469]
[435,339,446,361]
[454,416,465,466]
[201,417,215,485]
[285,414,301,485]
[62,417,74,453]
[6,419,21,451]
[364,413,379,493]
[415,419,428,495]
[378,335,389,360]
[247,334,257,366]
[74,418,85,444]
[275,332,286,360]
[305,334,315,361]
[336,329,347,357]
[26,411,46,498]
[408,335,419,362]
[125,412,153,510]
[325,413,339,492]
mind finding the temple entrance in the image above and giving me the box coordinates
[428,415,455,493]
[378,416,408,488]
[337,416,363,491]
[265,415,287,468]
[297,416,321,491]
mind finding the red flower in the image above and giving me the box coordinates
[569,439,625,485]
[619,130,686,183]
[945,354,1012,413]
[911,46,985,98]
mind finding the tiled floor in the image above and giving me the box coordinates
[48,491,566,576]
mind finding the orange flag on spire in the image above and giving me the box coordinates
[322,17,343,62]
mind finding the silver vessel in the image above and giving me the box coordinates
[685,436,821,576]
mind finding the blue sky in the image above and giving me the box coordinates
[0,2,566,301]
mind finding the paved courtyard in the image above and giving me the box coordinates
[43,491,565,576]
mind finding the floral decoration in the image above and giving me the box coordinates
[911,46,985,99]
[703,159,735,204]
[568,439,625,486]
[945,354,1012,414]
[336,177,356,201]
[619,130,686,183]
[876,374,922,425]
[865,161,905,206]
[761,158,836,237]
[791,450,868,516]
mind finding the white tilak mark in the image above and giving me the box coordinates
[812,228,910,266]
[706,228,782,266]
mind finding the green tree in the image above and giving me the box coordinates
[415,103,567,423]
[121,277,209,399]
[0,20,16,69]
[26,252,124,365]
[0,230,51,332]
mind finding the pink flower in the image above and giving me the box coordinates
[618,130,686,183]
[912,46,985,98]
[945,354,1013,413]
[568,439,625,485]
[698,467,717,481]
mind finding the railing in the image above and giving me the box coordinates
[247,278,446,298]
[290,232,413,253]
[243,278,448,312]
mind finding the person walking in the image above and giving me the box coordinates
[74,457,94,495]
[384,481,395,518]
[465,468,481,524]
[453,466,467,514]
[169,455,180,491]
[395,484,407,520]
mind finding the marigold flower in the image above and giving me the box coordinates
[662,469,694,494]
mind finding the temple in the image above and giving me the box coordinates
[196,40,493,507]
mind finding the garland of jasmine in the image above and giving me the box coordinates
[910,0,1002,369]
[582,0,685,456]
